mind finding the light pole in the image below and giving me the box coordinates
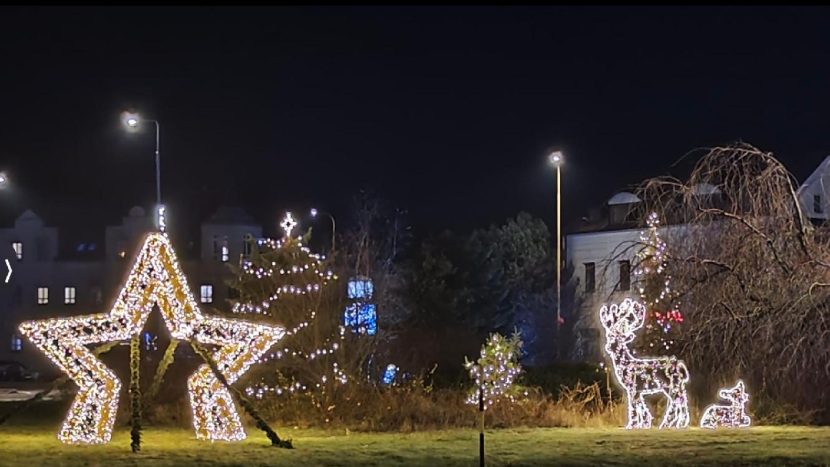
[124,113,162,206]
[310,208,336,251]
[548,151,564,359]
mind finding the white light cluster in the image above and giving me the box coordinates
[599,298,690,429]
[634,212,684,351]
[18,233,284,444]
[700,380,751,429]
[280,212,298,237]
[465,333,523,409]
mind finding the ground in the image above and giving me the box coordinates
[0,425,828,466]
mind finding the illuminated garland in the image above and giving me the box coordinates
[18,233,285,444]
[599,298,690,429]
[465,333,524,409]
[635,212,683,352]
[700,380,751,429]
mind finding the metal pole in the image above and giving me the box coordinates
[479,389,485,467]
[329,214,336,251]
[556,164,561,359]
[154,121,161,205]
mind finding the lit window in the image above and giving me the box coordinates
[64,287,76,305]
[619,260,631,291]
[221,244,229,262]
[584,262,596,293]
[814,194,823,214]
[200,285,213,303]
[10,334,22,352]
[37,287,48,305]
[12,242,22,260]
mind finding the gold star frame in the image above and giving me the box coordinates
[18,233,285,444]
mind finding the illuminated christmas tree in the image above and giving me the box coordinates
[634,212,683,353]
[232,213,347,399]
[465,332,524,408]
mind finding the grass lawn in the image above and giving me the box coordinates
[0,424,829,466]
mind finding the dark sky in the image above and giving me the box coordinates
[1,6,830,239]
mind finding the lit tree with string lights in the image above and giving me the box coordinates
[633,212,683,354]
[465,332,524,408]
[231,212,347,402]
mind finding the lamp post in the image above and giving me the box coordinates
[548,151,564,359]
[310,208,336,251]
[124,113,162,206]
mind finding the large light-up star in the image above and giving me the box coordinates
[18,233,285,444]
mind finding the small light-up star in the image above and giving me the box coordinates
[281,212,297,237]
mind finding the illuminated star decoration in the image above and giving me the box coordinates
[700,380,751,429]
[599,298,690,429]
[18,233,285,444]
[280,212,297,237]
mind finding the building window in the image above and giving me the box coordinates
[584,262,596,293]
[619,260,631,291]
[200,285,213,304]
[221,244,229,262]
[37,287,49,305]
[64,287,77,305]
[242,238,252,259]
[10,334,22,352]
[814,194,823,214]
[12,242,22,260]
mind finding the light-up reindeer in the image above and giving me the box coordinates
[600,298,690,429]
[699,380,751,429]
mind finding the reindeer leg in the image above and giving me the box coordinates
[628,393,652,429]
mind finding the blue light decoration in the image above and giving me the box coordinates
[382,364,398,385]
[344,276,377,336]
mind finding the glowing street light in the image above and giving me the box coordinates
[310,207,336,251]
[548,150,565,358]
[0,172,7,189]
[122,111,162,214]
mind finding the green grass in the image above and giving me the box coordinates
[0,425,829,466]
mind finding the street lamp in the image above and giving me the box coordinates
[310,208,336,251]
[122,112,162,206]
[548,150,564,358]
[0,172,7,190]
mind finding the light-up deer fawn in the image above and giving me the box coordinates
[600,298,690,429]
[699,380,751,429]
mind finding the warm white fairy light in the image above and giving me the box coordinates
[158,205,167,233]
[18,233,285,445]
[634,212,684,351]
[280,212,297,237]
[700,380,751,429]
[599,298,690,429]
[465,333,523,409]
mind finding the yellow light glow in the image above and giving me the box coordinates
[19,233,285,444]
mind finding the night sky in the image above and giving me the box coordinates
[2,7,830,240]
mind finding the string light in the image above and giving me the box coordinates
[700,380,751,429]
[634,212,683,351]
[158,205,167,233]
[465,333,523,409]
[382,364,398,385]
[234,233,347,399]
[18,233,285,444]
[599,298,690,429]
